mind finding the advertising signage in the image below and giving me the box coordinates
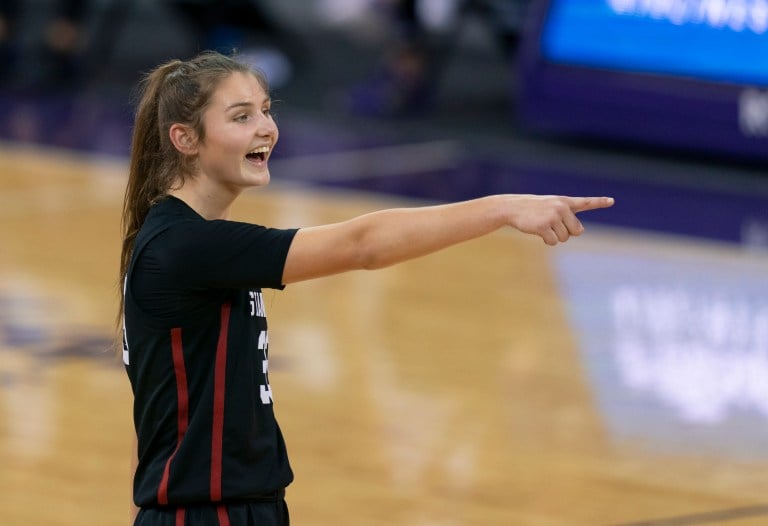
[518,0,768,161]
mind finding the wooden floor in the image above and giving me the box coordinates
[2,144,768,525]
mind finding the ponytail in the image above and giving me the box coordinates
[119,60,179,293]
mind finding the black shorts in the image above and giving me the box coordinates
[134,499,289,526]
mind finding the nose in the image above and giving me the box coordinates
[256,113,278,138]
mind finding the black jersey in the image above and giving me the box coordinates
[123,196,298,508]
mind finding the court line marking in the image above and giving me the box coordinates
[612,504,768,525]
[269,140,462,181]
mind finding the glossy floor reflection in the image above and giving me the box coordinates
[2,145,768,525]
[557,236,768,460]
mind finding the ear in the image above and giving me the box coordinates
[169,123,198,155]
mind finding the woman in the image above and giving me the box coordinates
[120,50,613,526]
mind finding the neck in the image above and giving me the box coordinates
[168,179,239,220]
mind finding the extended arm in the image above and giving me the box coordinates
[282,194,614,284]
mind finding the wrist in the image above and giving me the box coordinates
[488,194,518,230]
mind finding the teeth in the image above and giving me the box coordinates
[249,146,270,155]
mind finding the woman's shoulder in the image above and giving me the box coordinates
[147,195,201,221]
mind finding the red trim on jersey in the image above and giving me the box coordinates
[210,302,232,502]
[217,505,231,526]
[175,507,185,526]
[158,328,189,506]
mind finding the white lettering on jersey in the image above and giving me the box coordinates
[122,277,130,365]
[249,291,266,317]
[257,330,273,404]
[122,325,129,365]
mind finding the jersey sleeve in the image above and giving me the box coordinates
[153,219,298,290]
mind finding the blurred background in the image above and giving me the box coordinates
[2,1,768,525]
[1,0,767,241]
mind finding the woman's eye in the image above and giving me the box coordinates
[263,108,272,117]
[235,114,250,122]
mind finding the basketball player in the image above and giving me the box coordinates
[119,51,614,526]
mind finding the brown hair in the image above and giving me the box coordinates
[118,51,268,323]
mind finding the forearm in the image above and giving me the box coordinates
[353,195,508,269]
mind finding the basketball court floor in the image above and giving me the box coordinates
[2,114,768,526]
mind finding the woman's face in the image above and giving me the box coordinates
[194,71,278,192]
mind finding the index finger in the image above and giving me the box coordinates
[567,196,615,213]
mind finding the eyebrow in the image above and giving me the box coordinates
[224,99,271,112]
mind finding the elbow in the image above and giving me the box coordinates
[358,249,385,271]
[356,239,390,271]
[361,257,388,271]
[345,218,396,271]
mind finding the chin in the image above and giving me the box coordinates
[243,170,270,188]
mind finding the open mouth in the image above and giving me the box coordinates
[246,146,270,164]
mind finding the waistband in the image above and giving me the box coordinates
[146,488,286,510]
[236,488,286,503]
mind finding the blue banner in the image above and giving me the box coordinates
[541,0,768,87]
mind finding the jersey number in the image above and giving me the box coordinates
[258,330,273,404]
